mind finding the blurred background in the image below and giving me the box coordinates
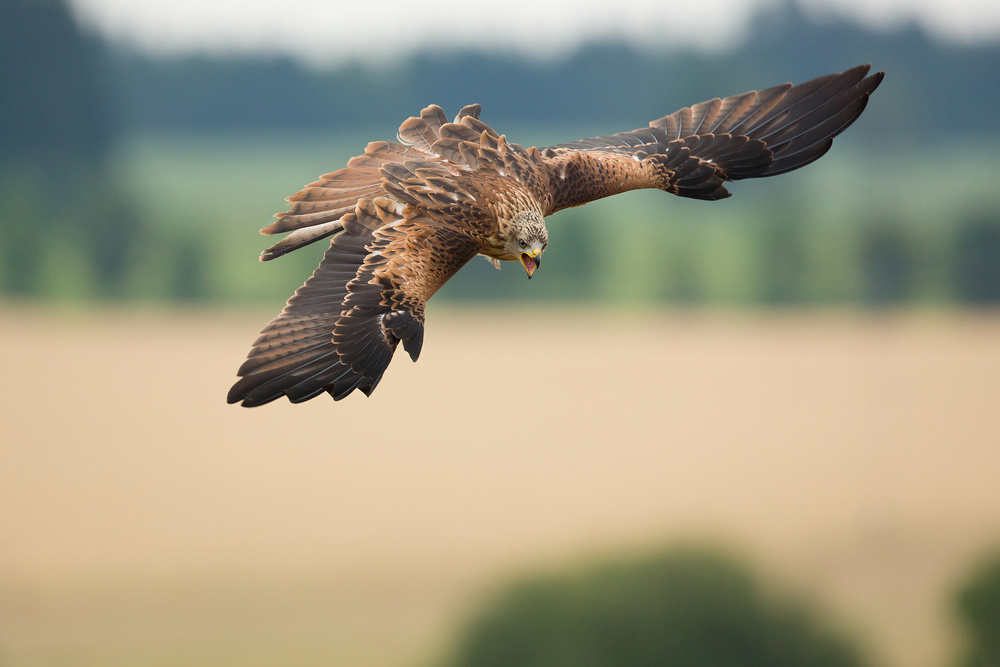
[2,0,999,665]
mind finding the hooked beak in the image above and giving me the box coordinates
[519,249,541,279]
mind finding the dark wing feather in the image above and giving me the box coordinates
[232,104,498,406]
[229,197,480,406]
[539,64,883,215]
[331,207,480,385]
[227,224,369,406]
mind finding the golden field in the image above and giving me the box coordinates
[1,305,999,667]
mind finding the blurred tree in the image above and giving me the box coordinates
[103,2,1000,145]
[540,209,601,300]
[80,180,143,298]
[0,0,114,166]
[759,213,809,305]
[954,551,1000,667]
[0,170,47,294]
[0,0,143,298]
[953,215,1000,304]
[658,237,703,304]
[444,547,869,667]
[18,0,997,306]
[861,222,914,305]
[168,233,209,301]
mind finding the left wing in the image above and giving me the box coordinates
[227,198,479,406]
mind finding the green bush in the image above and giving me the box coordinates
[443,548,869,667]
[953,216,1000,304]
[861,223,914,305]
[758,214,809,305]
[954,551,1000,667]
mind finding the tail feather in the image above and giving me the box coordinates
[259,221,345,261]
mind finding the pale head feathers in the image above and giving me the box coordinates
[501,208,548,261]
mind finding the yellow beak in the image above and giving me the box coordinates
[519,249,541,279]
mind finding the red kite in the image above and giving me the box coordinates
[229,64,883,406]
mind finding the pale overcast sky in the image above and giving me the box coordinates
[67,0,1000,65]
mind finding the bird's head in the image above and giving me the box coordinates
[508,211,548,279]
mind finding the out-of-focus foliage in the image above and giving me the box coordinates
[860,220,915,305]
[0,0,113,164]
[954,551,1000,667]
[953,216,1000,304]
[0,0,139,299]
[105,3,999,144]
[2,0,1000,304]
[443,547,869,667]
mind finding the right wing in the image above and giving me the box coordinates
[539,64,884,214]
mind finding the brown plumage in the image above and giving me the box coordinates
[228,64,884,406]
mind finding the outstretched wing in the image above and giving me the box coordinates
[229,104,490,406]
[539,64,884,215]
[228,199,480,407]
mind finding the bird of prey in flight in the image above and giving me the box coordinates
[228,64,884,407]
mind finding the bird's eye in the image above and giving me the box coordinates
[518,239,527,248]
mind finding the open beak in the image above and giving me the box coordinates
[519,249,541,279]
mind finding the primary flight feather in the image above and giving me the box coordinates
[229,64,884,407]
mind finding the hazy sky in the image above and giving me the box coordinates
[67,0,1000,65]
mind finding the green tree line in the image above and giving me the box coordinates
[1,0,998,304]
